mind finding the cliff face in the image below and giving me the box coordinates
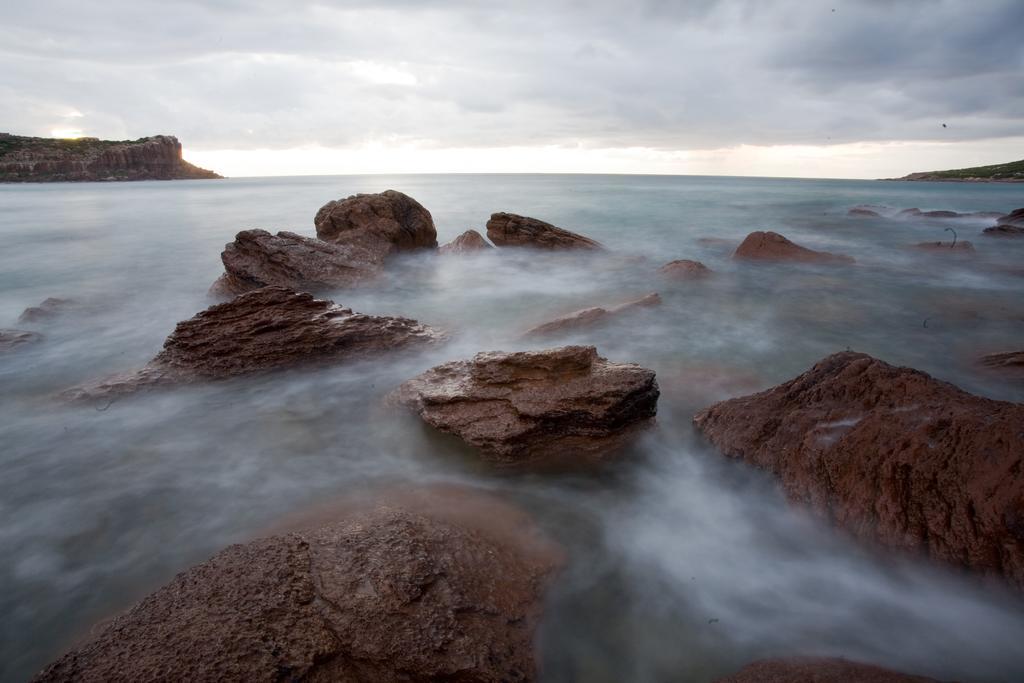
[0,134,222,182]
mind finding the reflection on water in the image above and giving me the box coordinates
[1,174,1023,682]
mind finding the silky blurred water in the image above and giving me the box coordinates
[1,174,1023,682]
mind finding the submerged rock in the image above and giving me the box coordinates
[694,351,1024,589]
[848,207,882,218]
[18,298,77,324]
[393,345,659,466]
[64,287,442,400]
[208,229,380,297]
[715,657,941,683]
[900,208,1003,220]
[0,329,43,352]
[659,259,713,280]
[34,488,561,683]
[982,224,1024,237]
[314,190,438,259]
[523,293,661,339]
[998,207,1024,227]
[911,240,975,253]
[439,229,493,254]
[977,350,1024,380]
[485,213,603,250]
[733,231,854,264]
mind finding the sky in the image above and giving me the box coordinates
[2,0,1022,178]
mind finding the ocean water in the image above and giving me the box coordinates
[1,174,1023,682]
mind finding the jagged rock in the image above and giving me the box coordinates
[392,345,659,466]
[848,207,882,217]
[0,329,43,352]
[523,293,661,339]
[733,231,854,264]
[485,213,603,250]
[18,298,76,324]
[977,350,1024,380]
[313,190,437,260]
[33,488,562,683]
[999,207,1024,227]
[911,240,975,253]
[715,657,941,683]
[659,259,713,280]
[439,229,492,254]
[208,229,380,297]
[982,224,1024,237]
[63,287,442,400]
[694,351,1024,589]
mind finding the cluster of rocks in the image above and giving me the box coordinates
[849,203,1024,240]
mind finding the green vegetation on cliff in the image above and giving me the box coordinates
[893,158,1024,182]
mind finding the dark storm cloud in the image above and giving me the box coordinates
[1,0,1021,150]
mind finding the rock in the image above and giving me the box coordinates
[392,345,659,466]
[977,350,1024,380]
[63,287,442,400]
[733,231,854,264]
[911,240,975,253]
[0,329,43,352]
[33,488,561,683]
[485,213,603,250]
[998,207,1024,227]
[693,351,1024,589]
[848,207,882,217]
[208,229,381,297]
[900,208,1003,220]
[714,657,942,683]
[439,229,493,254]
[313,190,437,260]
[523,293,661,339]
[919,210,961,218]
[982,224,1024,237]
[899,208,923,216]
[659,259,713,280]
[18,298,76,324]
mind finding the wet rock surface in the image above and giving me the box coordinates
[0,329,43,352]
[659,259,713,280]
[393,345,659,466]
[439,229,493,254]
[715,657,941,683]
[33,488,562,683]
[733,231,854,264]
[694,351,1024,589]
[486,213,603,250]
[64,287,442,400]
[523,293,661,339]
[314,190,438,259]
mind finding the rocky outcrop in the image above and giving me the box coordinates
[392,345,659,466]
[982,224,1024,237]
[693,351,1024,589]
[0,133,220,182]
[485,213,603,250]
[523,293,661,339]
[848,207,882,218]
[998,207,1024,226]
[715,657,941,683]
[208,230,380,297]
[977,350,1024,380]
[34,488,561,683]
[899,208,1003,220]
[18,298,76,324]
[0,329,43,352]
[659,259,713,280]
[439,229,492,254]
[64,287,442,400]
[733,232,854,264]
[314,190,437,260]
[911,240,975,253]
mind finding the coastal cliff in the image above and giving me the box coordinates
[887,158,1024,182]
[0,133,222,182]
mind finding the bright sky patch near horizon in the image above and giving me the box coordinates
[3,0,1022,179]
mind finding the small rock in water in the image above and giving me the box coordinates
[439,229,493,254]
[522,293,661,339]
[733,231,854,264]
[486,212,603,250]
[659,259,713,280]
[714,657,942,682]
[998,207,1024,227]
[18,297,77,324]
[0,329,43,352]
[977,350,1024,380]
[911,240,975,253]
[982,224,1024,238]
[848,207,882,217]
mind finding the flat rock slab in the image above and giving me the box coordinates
[715,657,941,683]
[733,231,854,264]
[34,488,562,683]
[314,189,437,258]
[523,293,661,339]
[486,213,603,250]
[439,229,492,254]
[393,345,659,466]
[694,351,1024,590]
[659,259,713,280]
[0,329,43,352]
[64,286,442,400]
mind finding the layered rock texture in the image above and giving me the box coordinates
[523,293,661,339]
[314,190,437,260]
[0,133,221,182]
[208,230,380,297]
[486,213,603,250]
[393,345,658,466]
[64,287,442,400]
[0,329,43,352]
[439,229,493,254]
[659,259,713,280]
[694,352,1024,589]
[733,232,854,264]
[715,658,941,683]
[34,489,561,682]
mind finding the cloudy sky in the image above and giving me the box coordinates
[2,0,1022,178]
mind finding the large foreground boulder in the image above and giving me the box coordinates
[208,229,381,297]
[693,351,1024,589]
[314,189,438,259]
[486,213,603,250]
[439,229,493,254]
[0,329,43,352]
[733,232,854,264]
[64,287,442,400]
[523,293,661,339]
[715,657,941,683]
[34,488,562,682]
[393,345,658,466]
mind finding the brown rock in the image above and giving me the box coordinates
[486,213,603,250]
[208,229,380,297]
[523,293,661,339]
[63,287,442,400]
[18,298,76,324]
[0,329,43,352]
[715,657,942,683]
[848,208,882,217]
[392,345,659,466]
[977,350,1024,380]
[439,229,493,254]
[998,207,1024,227]
[693,352,1024,589]
[911,240,975,253]
[982,224,1024,237]
[659,259,713,280]
[34,488,561,683]
[733,231,854,264]
[313,190,437,259]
